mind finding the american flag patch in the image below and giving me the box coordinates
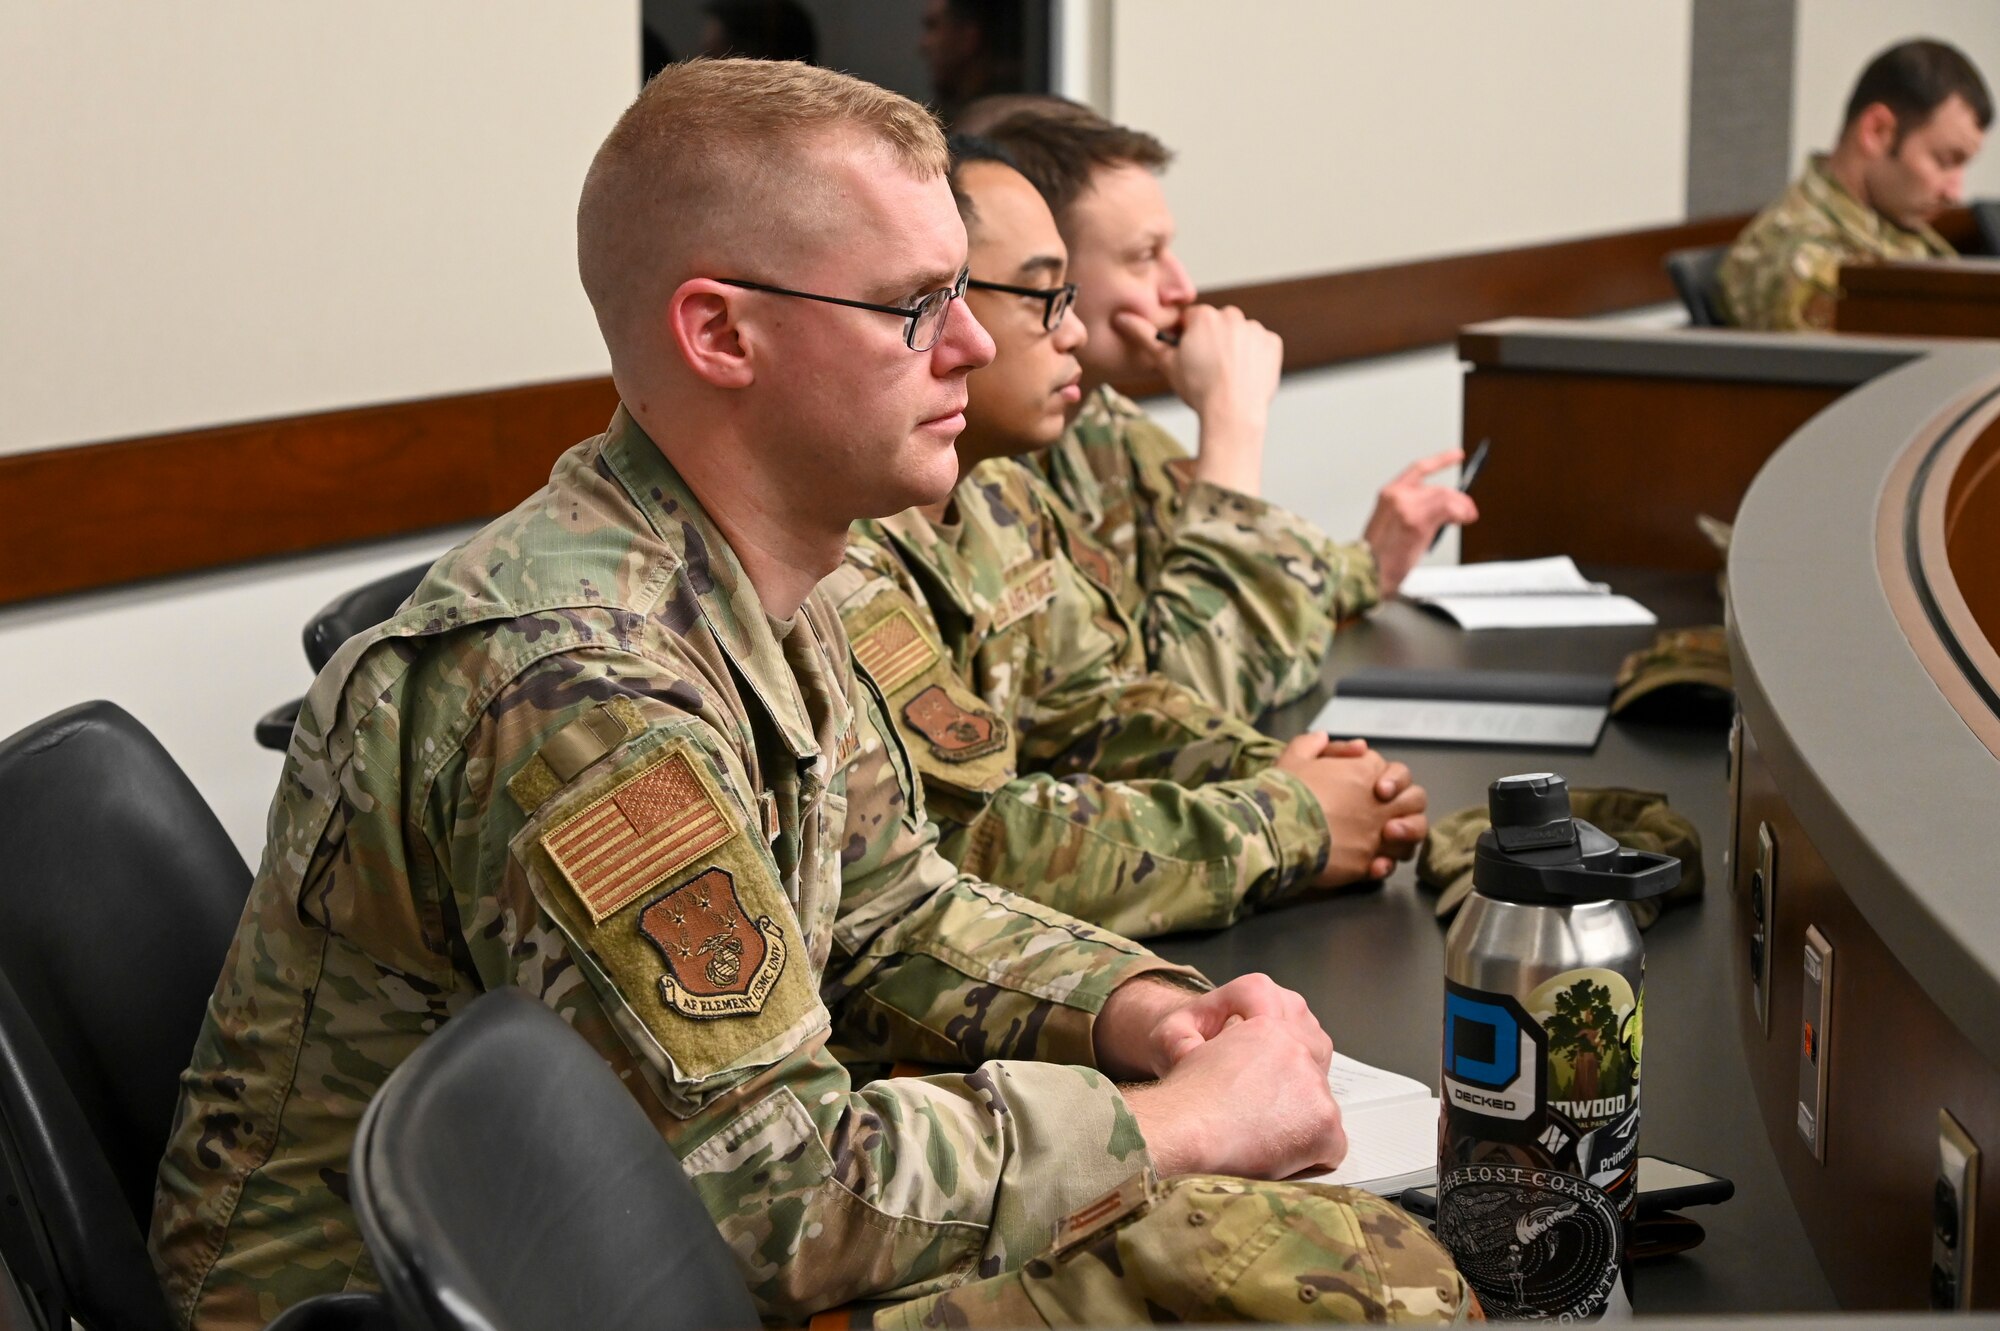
[852,603,940,694]
[539,748,737,924]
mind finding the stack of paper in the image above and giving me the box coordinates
[1399,557,1656,631]
[1293,1052,1439,1197]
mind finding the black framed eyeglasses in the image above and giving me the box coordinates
[717,267,970,351]
[967,278,1079,332]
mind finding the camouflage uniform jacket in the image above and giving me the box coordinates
[149,408,1195,1330]
[1033,385,1381,717]
[821,458,1331,941]
[1718,153,1954,331]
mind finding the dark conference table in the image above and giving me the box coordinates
[1149,567,1840,1318]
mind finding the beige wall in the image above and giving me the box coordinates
[1792,0,2000,200]
[1108,1,1694,288]
[0,3,635,457]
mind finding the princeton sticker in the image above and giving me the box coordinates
[638,867,787,1020]
[902,684,1007,762]
[539,747,737,924]
[852,603,942,695]
[990,560,1059,631]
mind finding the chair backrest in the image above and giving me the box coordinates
[351,989,760,1331]
[303,561,432,672]
[1974,199,2000,257]
[0,701,252,1330]
[1663,244,1730,327]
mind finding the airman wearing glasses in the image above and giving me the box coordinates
[976,99,1479,718]
[150,61,1468,1331]
[820,137,1430,944]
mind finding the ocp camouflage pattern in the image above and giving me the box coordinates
[880,1173,1481,1326]
[1034,386,1380,715]
[148,407,1198,1329]
[823,457,1334,939]
[1718,153,1953,331]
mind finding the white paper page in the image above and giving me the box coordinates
[1326,1049,1430,1110]
[1430,593,1656,631]
[1310,696,1607,748]
[1399,556,1596,599]
[1297,1100,1441,1194]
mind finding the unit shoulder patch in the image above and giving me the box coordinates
[638,867,787,1019]
[1063,528,1122,593]
[516,734,824,1087]
[539,743,737,923]
[901,683,1008,762]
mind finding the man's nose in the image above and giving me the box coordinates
[1159,251,1196,307]
[937,294,995,371]
[1054,304,1087,352]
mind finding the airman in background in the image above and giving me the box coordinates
[1720,38,1990,332]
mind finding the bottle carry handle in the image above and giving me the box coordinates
[1473,843,1681,904]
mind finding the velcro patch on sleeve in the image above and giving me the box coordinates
[517,735,825,1092]
[991,560,1058,631]
[540,744,737,924]
[507,697,647,815]
[851,601,942,695]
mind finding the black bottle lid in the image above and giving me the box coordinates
[1472,772,1680,906]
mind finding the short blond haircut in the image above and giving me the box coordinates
[578,59,947,366]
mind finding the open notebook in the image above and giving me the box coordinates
[1294,1051,1439,1197]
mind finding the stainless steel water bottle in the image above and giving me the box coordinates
[1436,773,1680,1320]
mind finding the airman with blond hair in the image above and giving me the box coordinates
[150,60,1471,1329]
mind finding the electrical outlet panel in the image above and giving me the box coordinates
[1751,822,1777,1031]
[1932,1109,1979,1310]
[1796,925,1832,1161]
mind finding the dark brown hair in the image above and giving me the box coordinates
[979,101,1172,225]
[1844,39,1992,141]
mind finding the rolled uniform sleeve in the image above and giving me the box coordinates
[1048,391,1372,716]
[440,650,1187,1320]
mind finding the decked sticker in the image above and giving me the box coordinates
[1442,983,1544,1125]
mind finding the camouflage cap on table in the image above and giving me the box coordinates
[1611,626,1732,717]
[1417,787,1704,929]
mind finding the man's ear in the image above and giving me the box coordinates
[669,279,756,389]
[1853,102,1900,159]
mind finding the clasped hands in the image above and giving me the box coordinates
[1096,972,1347,1182]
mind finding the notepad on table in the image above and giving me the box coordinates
[1399,556,1656,630]
[1291,1052,1439,1197]
[1308,667,1614,750]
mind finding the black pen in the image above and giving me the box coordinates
[1156,327,1181,347]
[1428,438,1489,551]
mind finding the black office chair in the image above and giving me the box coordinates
[1973,200,2000,257]
[1663,244,1730,327]
[255,560,432,751]
[0,701,390,1330]
[351,988,760,1331]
